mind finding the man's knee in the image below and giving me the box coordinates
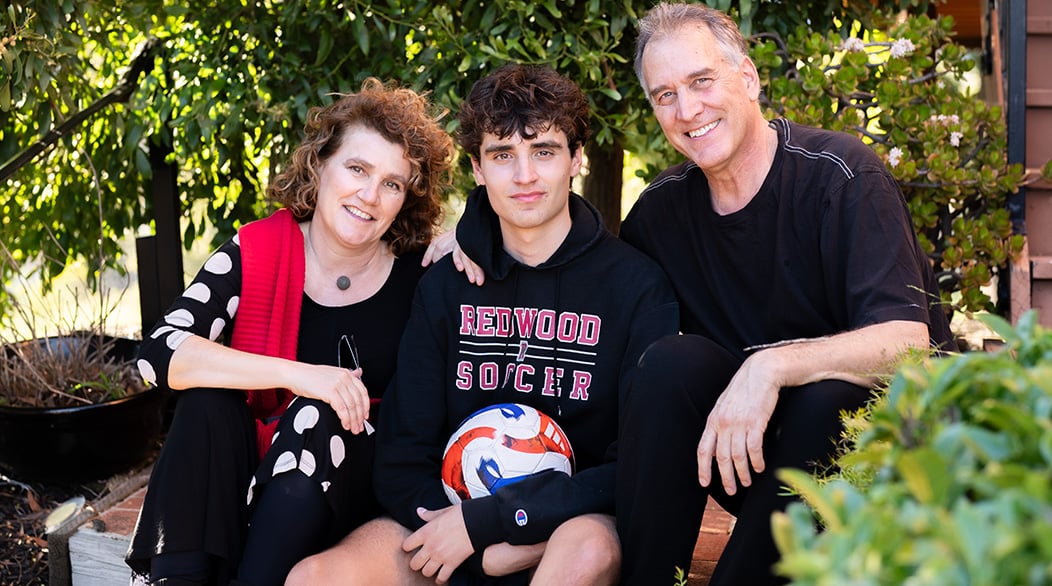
[626,335,739,423]
[778,379,871,437]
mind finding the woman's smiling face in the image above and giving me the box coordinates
[314,124,411,249]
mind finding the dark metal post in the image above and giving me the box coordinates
[137,140,184,335]
[1003,0,1027,233]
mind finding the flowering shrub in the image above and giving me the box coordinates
[771,311,1052,584]
[751,11,1027,313]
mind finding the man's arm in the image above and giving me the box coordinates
[697,319,930,495]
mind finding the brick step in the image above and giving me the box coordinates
[688,498,735,585]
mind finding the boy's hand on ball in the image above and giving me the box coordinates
[403,505,474,584]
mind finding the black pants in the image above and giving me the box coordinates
[616,335,871,585]
[126,390,346,585]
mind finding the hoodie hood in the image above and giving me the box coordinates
[456,185,607,280]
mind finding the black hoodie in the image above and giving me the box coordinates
[374,186,679,571]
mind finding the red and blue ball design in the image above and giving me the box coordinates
[441,403,574,504]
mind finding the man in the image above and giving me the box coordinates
[615,3,956,585]
[287,64,678,585]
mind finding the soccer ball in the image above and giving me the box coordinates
[441,403,574,504]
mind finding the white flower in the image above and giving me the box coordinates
[950,131,963,147]
[890,38,915,58]
[841,37,866,53]
[888,147,904,168]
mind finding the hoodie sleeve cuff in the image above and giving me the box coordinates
[461,496,504,554]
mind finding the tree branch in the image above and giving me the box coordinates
[0,38,162,183]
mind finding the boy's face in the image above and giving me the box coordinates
[471,126,582,235]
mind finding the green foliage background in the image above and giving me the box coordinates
[12,0,1036,321]
[774,311,1052,584]
[753,11,1027,312]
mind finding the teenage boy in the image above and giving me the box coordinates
[287,64,678,585]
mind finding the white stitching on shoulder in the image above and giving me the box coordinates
[776,118,855,180]
[641,161,699,196]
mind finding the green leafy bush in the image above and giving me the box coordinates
[773,311,1052,585]
[752,12,1027,313]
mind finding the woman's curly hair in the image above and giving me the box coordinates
[267,78,455,255]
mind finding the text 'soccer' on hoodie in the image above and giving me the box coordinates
[374,187,679,572]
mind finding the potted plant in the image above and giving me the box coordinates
[0,245,167,484]
[0,329,167,484]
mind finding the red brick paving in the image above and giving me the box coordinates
[687,497,734,585]
[94,485,145,536]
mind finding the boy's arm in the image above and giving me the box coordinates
[373,291,453,530]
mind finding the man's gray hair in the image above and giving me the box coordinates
[634,2,750,90]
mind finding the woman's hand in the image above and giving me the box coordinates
[287,363,372,434]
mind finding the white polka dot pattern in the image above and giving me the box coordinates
[164,309,195,328]
[150,325,177,339]
[209,318,226,340]
[272,451,297,475]
[183,282,212,303]
[226,296,240,318]
[330,436,345,468]
[137,359,157,385]
[298,450,317,476]
[294,405,320,433]
[165,330,192,351]
[246,399,362,516]
[204,251,233,275]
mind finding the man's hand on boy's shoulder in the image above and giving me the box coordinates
[402,504,474,584]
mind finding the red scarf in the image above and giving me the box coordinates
[228,208,304,457]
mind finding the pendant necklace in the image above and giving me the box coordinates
[336,275,351,290]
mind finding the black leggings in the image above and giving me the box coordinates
[616,335,872,586]
[133,389,333,585]
[237,470,330,585]
[148,470,329,586]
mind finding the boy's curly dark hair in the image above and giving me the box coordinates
[267,78,455,255]
[456,64,591,159]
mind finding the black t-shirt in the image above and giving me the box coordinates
[621,118,954,359]
[296,249,427,399]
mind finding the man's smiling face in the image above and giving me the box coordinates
[641,24,762,175]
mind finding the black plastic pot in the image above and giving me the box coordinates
[0,335,168,483]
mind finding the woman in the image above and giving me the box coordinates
[126,79,454,586]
